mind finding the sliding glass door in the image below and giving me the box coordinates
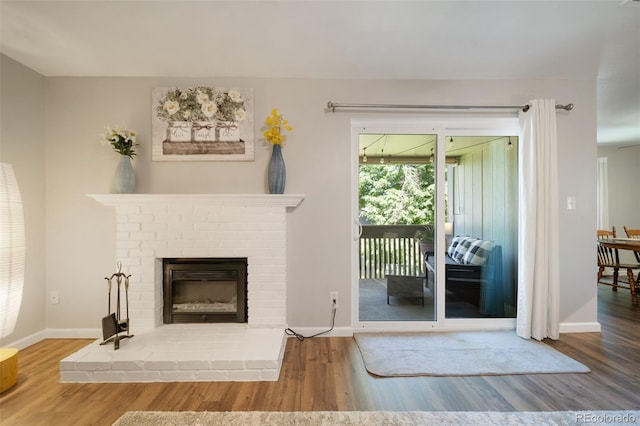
[443,135,518,319]
[357,133,437,322]
[352,119,519,331]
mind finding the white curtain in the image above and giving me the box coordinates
[516,99,560,341]
[596,157,609,230]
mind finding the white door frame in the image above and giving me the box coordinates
[351,117,519,333]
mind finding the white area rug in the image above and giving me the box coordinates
[113,410,640,426]
[354,330,590,376]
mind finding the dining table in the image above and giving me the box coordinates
[597,238,640,305]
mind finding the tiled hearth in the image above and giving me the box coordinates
[60,194,304,383]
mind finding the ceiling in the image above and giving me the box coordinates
[1,0,639,147]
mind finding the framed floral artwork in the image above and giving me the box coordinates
[151,87,254,161]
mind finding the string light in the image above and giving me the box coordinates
[449,137,454,148]
[362,147,368,162]
[507,136,513,151]
[380,149,385,164]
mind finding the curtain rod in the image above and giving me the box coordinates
[326,101,574,113]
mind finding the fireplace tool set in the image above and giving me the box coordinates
[100,261,133,350]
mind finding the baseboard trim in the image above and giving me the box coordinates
[2,328,100,350]
[285,326,353,338]
[559,322,601,334]
[3,330,48,350]
[43,328,101,339]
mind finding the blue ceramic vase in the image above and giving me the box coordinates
[268,144,286,194]
[114,155,136,194]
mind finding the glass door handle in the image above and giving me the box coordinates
[354,220,362,241]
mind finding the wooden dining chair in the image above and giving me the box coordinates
[597,227,619,289]
[597,227,640,304]
[623,226,640,282]
[597,226,616,239]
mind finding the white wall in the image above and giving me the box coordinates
[0,55,47,344]
[597,145,640,263]
[2,67,600,338]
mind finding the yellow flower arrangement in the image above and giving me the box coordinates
[263,109,293,145]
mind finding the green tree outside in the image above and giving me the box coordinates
[359,164,436,225]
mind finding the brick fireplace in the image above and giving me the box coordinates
[89,193,304,330]
[60,194,304,383]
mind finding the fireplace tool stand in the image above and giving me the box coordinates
[100,262,133,350]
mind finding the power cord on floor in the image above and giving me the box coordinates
[285,300,337,341]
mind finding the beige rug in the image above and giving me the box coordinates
[113,410,640,425]
[354,330,590,376]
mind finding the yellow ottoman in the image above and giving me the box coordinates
[0,347,18,392]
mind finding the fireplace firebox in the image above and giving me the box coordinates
[163,258,248,324]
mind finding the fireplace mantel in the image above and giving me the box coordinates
[87,193,305,208]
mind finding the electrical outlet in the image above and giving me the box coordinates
[50,290,60,305]
[330,291,338,309]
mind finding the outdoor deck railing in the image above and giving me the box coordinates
[359,224,431,279]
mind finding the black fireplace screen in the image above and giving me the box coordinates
[163,258,247,324]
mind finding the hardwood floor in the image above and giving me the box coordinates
[1,284,638,425]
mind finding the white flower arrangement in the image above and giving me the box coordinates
[155,87,246,124]
[100,126,138,157]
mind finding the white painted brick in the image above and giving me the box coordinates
[60,371,92,382]
[116,205,141,215]
[177,360,212,370]
[249,291,285,301]
[194,222,226,232]
[154,214,183,225]
[166,223,194,233]
[59,361,77,371]
[141,223,168,232]
[118,257,141,267]
[251,300,286,310]
[141,204,168,215]
[161,371,195,381]
[112,360,145,371]
[193,370,230,381]
[145,360,178,370]
[167,239,194,249]
[129,231,156,241]
[118,240,141,249]
[116,231,130,241]
[208,248,243,257]
[181,248,214,257]
[156,231,183,241]
[250,265,287,274]
[129,248,156,258]
[129,214,155,223]
[118,223,141,232]
[246,359,279,369]
[181,230,213,241]
[116,249,130,259]
[125,371,163,382]
[141,240,168,250]
[260,369,280,381]
[227,370,263,381]
[211,359,245,369]
[170,205,196,215]
[250,240,286,249]
[92,371,129,382]
[218,240,250,249]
